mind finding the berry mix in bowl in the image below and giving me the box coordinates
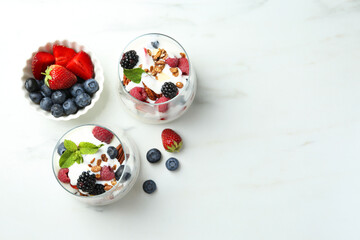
[118,33,197,124]
[21,40,104,120]
[52,124,140,205]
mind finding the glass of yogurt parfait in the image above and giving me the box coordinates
[118,33,197,124]
[52,124,140,205]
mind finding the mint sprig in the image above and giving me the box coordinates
[123,68,145,84]
[59,140,104,168]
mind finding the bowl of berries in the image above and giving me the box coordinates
[21,40,104,120]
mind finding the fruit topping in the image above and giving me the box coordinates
[25,78,40,92]
[83,78,99,95]
[161,128,183,152]
[88,184,105,195]
[165,57,178,68]
[155,96,170,113]
[31,52,55,80]
[99,166,115,181]
[120,50,139,69]
[143,180,156,194]
[40,97,53,111]
[75,92,91,108]
[151,41,159,49]
[146,148,162,163]
[63,98,78,115]
[53,45,76,67]
[161,82,178,99]
[129,87,147,101]
[51,104,64,118]
[57,142,66,155]
[115,165,124,181]
[178,57,189,75]
[58,168,70,183]
[77,171,96,193]
[44,64,77,90]
[66,51,94,80]
[165,157,179,171]
[92,126,114,144]
[107,146,118,159]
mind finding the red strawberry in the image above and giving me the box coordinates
[155,96,170,113]
[44,65,77,90]
[99,166,115,181]
[31,52,55,80]
[66,51,94,80]
[130,87,147,101]
[161,128,183,152]
[92,126,114,144]
[53,45,76,67]
[178,58,189,75]
[165,57,179,68]
[58,168,70,183]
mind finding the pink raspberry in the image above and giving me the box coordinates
[178,58,189,75]
[155,96,170,113]
[99,166,115,181]
[130,87,147,101]
[92,126,114,144]
[58,168,70,183]
[165,57,179,68]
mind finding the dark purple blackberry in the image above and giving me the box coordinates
[76,171,96,193]
[161,82,178,99]
[120,50,139,69]
[89,184,105,195]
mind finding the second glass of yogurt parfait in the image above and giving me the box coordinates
[52,124,140,206]
[118,33,197,124]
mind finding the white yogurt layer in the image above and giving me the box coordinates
[122,34,189,103]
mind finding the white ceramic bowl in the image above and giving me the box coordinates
[21,40,104,121]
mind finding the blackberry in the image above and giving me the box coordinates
[161,82,178,99]
[120,50,139,69]
[89,184,105,195]
[76,171,96,193]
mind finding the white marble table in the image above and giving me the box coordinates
[1,0,360,239]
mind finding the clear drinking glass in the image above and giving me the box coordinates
[118,33,197,124]
[52,124,140,205]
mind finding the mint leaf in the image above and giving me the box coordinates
[123,68,145,84]
[59,150,80,168]
[79,142,104,155]
[75,151,83,164]
[64,139,77,152]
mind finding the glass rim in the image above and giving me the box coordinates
[52,123,128,199]
[118,32,192,106]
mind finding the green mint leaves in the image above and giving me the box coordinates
[123,68,145,84]
[59,140,103,168]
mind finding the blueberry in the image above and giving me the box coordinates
[151,41,159,49]
[51,90,67,104]
[51,104,64,118]
[75,93,91,108]
[115,165,125,181]
[165,158,179,171]
[83,79,99,95]
[123,172,131,181]
[40,84,53,97]
[40,97,53,111]
[146,148,161,163]
[107,146,118,159]
[57,142,66,155]
[143,180,156,194]
[25,78,39,92]
[70,83,85,97]
[63,98,78,115]
[29,92,43,104]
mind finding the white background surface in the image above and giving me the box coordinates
[1,0,360,239]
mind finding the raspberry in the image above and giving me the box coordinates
[178,58,189,75]
[92,126,114,144]
[99,166,115,181]
[165,58,178,68]
[120,50,139,69]
[58,168,70,183]
[155,96,170,113]
[130,87,147,101]
[161,82,178,99]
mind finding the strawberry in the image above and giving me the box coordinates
[161,128,183,152]
[44,64,77,90]
[53,45,76,67]
[31,52,55,80]
[66,51,94,80]
[92,126,114,144]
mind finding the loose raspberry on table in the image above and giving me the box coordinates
[92,126,114,144]
[130,87,147,101]
[178,58,189,75]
